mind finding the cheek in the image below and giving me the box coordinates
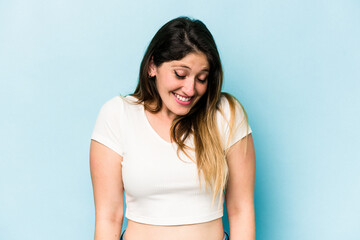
[198,84,208,96]
[158,73,177,89]
[156,75,170,91]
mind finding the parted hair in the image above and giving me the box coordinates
[131,16,250,208]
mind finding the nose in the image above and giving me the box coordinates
[182,77,196,96]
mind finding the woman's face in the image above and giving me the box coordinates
[149,52,209,119]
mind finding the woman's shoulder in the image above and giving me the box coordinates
[216,92,252,148]
[94,95,141,123]
[217,93,244,117]
[216,92,250,133]
[100,95,140,109]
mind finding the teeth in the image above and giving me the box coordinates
[174,93,191,102]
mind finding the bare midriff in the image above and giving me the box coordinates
[124,217,224,240]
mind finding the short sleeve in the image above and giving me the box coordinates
[216,95,252,150]
[91,97,124,156]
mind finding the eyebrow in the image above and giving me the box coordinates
[171,64,209,72]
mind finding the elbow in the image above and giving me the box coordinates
[226,201,254,217]
[95,208,124,224]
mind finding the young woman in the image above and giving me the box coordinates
[90,16,256,240]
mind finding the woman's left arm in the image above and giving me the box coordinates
[226,133,256,240]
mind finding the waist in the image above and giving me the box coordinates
[124,217,224,240]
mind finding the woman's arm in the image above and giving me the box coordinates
[90,140,124,240]
[225,134,256,240]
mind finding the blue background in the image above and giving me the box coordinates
[1,0,359,239]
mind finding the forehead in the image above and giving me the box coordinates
[169,52,209,71]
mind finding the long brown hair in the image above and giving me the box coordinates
[131,16,250,208]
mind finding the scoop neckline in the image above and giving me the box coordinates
[125,95,173,146]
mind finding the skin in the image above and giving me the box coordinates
[90,52,256,240]
[148,51,210,123]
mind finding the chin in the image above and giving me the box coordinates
[175,110,190,116]
[171,107,191,117]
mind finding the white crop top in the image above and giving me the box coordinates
[91,95,252,225]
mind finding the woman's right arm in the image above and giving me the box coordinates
[90,139,124,240]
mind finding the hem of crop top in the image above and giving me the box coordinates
[125,208,224,226]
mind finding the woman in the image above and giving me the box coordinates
[90,16,256,240]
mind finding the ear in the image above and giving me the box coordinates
[148,57,157,78]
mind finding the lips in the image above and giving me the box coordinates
[172,92,193,105]
[173,92,192,102]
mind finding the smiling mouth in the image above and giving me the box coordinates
[173,92,192,102]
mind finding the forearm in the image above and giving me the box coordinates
[228,208,255,240]
[94,218,123,240]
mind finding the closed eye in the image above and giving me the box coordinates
[197,78,207,83]
[174,70,186,79]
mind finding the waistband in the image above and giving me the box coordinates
[120,230,230,240]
